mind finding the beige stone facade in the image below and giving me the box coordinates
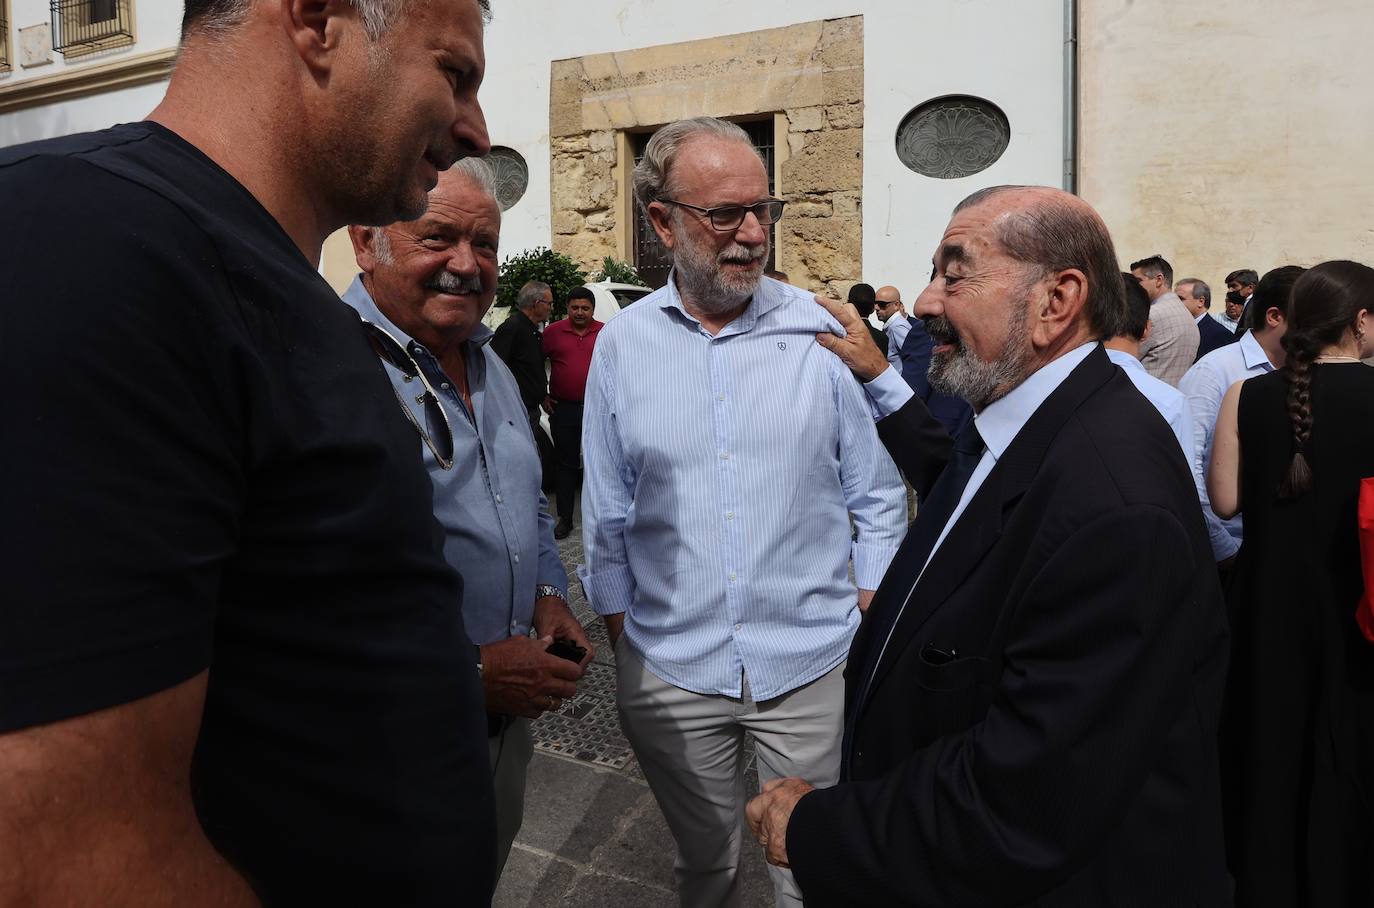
[1078,0,1374,276]
[547,16,864,297]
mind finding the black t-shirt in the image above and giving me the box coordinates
[0,123,495,905]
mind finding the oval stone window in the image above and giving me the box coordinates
[895,96,1010,179]
[484,146,530,211]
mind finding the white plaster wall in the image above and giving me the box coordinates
[482,0,1066,298]
[0,0,180,145]
[1079,0,1374,277]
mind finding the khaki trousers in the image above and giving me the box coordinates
[614,635,844,908]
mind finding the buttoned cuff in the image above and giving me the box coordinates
[576,563,634,616]
[863,366,915,421]
[1209,530,1240,562]
[852,541,900,590]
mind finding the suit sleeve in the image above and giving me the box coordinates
[874,396,952,500]
[788,505,1199,906]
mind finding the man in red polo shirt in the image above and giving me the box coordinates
[542,286,603,538]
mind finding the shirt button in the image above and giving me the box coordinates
[734,623,742,631]
[513,554,521,564]
[729,572,737,582]
[495,494,503,503]
[440,382,451,390]
[720,452,730,460]
[717,393,726,401]
[726,511,734,520]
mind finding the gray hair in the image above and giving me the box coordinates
[370,157,497,263]
[632,117,764,213]
[954,185,1129,340]
[183,0,491,40]
[517,282,552,311]
[1177,277,1211,306]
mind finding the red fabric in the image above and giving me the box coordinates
[542,318,602,402]
[1357,477,1374,643]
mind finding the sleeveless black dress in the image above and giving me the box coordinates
[1222,362,1374,906]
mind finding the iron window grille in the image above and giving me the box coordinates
[1,9,10,72]
[51,0,133,57]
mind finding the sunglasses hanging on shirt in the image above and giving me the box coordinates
[358,317,455,470]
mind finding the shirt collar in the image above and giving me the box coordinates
[342,274,494,350]
[974,341,1098,461]
[1105,347,1147,375]
[1238,329,1274,371]
[656,268,783,335]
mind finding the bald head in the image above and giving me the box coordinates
[952,186,1128,340]
[874,285,904,322]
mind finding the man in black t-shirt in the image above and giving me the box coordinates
[0,1,497,905]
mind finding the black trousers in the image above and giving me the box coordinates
[549,401,584,522]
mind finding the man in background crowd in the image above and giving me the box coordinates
[542,286,603,539]
[1106,274,1196,458]
[1225,268,1259,335]
[1180,265,1302,572]
[874,284,912,370]
[1178,277,1238,359]
[1132,254,1200,385]
[847,282,888,352]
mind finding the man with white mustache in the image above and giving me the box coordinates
[579,116,906,908]
[342,159,593,880]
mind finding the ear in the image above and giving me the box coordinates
[283,0,356,78]
[348,225,379,274]
[1265,306,1285,330]
[1030,267,1089,351]
[647,201,678,251]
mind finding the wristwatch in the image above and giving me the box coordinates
[535,584,567,604]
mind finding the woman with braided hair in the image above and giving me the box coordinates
[1208,260,1374,907]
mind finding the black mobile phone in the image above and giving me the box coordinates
[546,638,587,664]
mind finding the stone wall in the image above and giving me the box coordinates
[1078,0,1374,277]
[547,16,864,297]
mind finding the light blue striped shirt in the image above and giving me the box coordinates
[577,275,906,700]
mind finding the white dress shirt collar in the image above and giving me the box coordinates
[1238,329,1275,371]
[974,341,1098,462]
[657,268,785,336]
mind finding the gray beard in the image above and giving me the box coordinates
[927,303,1035,411]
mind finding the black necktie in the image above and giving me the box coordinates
[857,419,987,695]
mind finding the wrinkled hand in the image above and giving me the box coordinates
[533,595,595,669]
[813,294,890,382]
[745,777,815,868]
[480,635,584,719]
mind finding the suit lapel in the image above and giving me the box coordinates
[857,346,1119,712]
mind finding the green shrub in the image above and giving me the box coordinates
[496,247,588,321]
[592,256,648,287]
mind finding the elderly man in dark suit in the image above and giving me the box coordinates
[746,185,1230,906]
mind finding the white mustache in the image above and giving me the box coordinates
[718,243,765,265]
[426,272,485,295]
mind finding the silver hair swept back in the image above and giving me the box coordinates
[451,156,498,200]
[631,117,763,213]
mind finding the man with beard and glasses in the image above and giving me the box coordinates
[342,160,592,880]
[747,185,1230,907]
[0,1,500,905]
[579,116,905,908]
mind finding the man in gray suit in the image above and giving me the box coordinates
[1131,254,1199,386]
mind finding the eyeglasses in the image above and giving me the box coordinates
[358,318,455,470]
[660,198,786,232]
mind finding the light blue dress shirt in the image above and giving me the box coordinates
[578,275,906,701]
[1179,331,1276,560]
[884,312,911,369]
[1106,348,1197,463]
[342,277,567,646]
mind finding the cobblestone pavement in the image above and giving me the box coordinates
[493,509,773,908]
